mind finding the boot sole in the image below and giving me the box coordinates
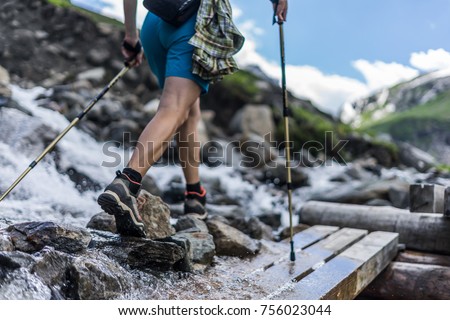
[97,191,146,238]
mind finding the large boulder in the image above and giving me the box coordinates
[206,217,261,257]
[6,222,91,254]
[90,231,185,270]
[230,104,275,138]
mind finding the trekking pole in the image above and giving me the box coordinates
[272,0,295,261]
[0,65,130,203]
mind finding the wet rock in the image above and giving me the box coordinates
[65,251,132,300]
[64,167,102,192]
[7,221,92,254]
[0,268,52,300]
[175,215,209,233]
[171,232,215,266]
[398,142,437,173]
[229,104,275,138]
[0,232,14,252]
[0,251,36,277]
[90,231,185,270]
[0,65,11,98]
[137,190,176,239]
[104,119,141,145]
[31,247,71,298]
[86,212,116,233]
[206,217,261,257]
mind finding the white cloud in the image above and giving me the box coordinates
[352,59,419,91]
[235,38,369,116]
[410,48,450,72]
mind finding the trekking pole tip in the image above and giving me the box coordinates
[290,240,296,261]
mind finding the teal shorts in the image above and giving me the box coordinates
[140,12,209,95]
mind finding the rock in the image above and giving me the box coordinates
[76,67,106,83]
[0,268,51,300]
[86,212,116,233]
[229,104,275,138]
[31,247,71,299]
[171,232,216,266]
[0,251,36,275]
[90,231,185,270]
[205,204,246,219]
[239,133,277,168]
[87,48,110,66]
[257,212,282,230]
[161,178,185,204]
[398,142,437,173]
[206,217,261,257]
[278,224,310,241]
[0,65,11,98]
[228,216,274,240]
[262,159,309,188]
[7,221,92,254]
[64,251,133,300]
[0,232,14,251]
[137,190,176,239]
[175,215,209,233]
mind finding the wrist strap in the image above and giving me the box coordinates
[122,40,142,54]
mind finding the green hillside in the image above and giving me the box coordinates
[362,89,450,141]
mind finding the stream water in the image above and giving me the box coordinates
[0,85,441,299]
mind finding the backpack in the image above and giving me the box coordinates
[143,0,201,27]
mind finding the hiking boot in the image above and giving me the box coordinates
[97,171,146,237]
[184,187,208,220]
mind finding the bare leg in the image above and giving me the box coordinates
[127,77,201,176]
[176,98,201,184]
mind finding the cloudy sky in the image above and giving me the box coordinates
[72,0,450,116]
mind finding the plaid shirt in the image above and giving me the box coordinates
[188,0,245,82]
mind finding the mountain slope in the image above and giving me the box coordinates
[343,69,450,164]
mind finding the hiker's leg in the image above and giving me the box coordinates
[127,77,201,176]
[176,98,201,184]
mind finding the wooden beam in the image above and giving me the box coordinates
[444,187,450,218]
[409,183,445,213]
[361,262,450,300]
[252,228,367,299]
[300,201,450,254]
[277,231,399,300]
[396,250,450,268]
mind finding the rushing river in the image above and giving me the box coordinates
[0,85,443,300]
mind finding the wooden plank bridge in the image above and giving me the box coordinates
[232,225,399,300]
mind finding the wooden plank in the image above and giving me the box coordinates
[276,231,398,300]
[300,201,450,254]
[410,183,445,213]
[361,262,450,300]
[252,228,367,299]
[396,250,450,268]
